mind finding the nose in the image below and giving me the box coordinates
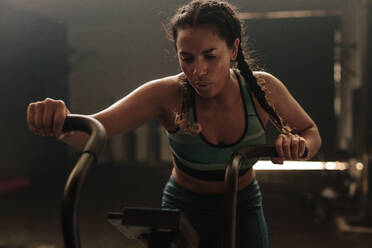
[192,59,208,77]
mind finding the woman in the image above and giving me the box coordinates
[27,0,321,247]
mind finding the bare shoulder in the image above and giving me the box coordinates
[252,71,292,102]
[249,71,296,127]
[252,71,314,129]
[253,71,287,92]
[142,73,184,130]
[142,72,184,115]
[143,73,183,106]
[147,73,183,90]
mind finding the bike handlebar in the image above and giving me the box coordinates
[223,144,277,248]
[61,114,107,248]
[59,115,306,248]
[223,144,308,248]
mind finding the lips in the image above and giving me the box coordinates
[193,79,211,86]
[194,81,212,90]
[196,82,211,86]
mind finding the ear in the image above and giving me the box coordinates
[230,38,240,61]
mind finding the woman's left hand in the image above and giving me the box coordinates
[271,133,308,164]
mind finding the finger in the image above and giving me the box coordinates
[282,135,291,159]
[43,102,55,136]
[53,100,67,136]
[27,103,36,131]
[291,135,300,160]
[299,137,307,158]
[34,102,46,136]
[275,134,285,158]
[27,103,42,135]
[271,157,283,164]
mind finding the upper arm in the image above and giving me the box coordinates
[254,72,317,134]
[90,77,179,137]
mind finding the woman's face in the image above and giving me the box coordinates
[176,25,238,98]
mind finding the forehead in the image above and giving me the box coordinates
[176,25,228,52]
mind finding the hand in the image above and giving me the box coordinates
[27,98,70,137]
[271,133,307,164]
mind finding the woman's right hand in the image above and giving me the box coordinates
[27,98,70,138]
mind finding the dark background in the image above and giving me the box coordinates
[1,0,372,247]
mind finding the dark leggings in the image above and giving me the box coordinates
[161,176,269,248]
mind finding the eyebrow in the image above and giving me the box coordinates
[180,48,217,55]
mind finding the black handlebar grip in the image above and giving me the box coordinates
[62,114,107,158]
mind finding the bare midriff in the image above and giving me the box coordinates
[171,161,255,194]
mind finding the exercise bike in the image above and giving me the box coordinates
[61,114,285,248]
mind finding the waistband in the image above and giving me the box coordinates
[173,155,249,181]
[162,175,262,209]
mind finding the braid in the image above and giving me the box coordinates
[236,45,292,134]
[173,78,202,135]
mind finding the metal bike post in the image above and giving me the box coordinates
[223,144,277,248]
[61,114,107,248]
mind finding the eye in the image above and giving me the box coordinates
[205,54,216,60]
[180,55,193,63]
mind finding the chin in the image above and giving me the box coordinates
[196,90,215,99]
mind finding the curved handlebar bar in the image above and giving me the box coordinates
[223,144,308,248]
[61,114,107,248]
[223,144,277,248]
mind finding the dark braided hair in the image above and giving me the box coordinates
[168,0,291,134]
[236,45,291,134]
